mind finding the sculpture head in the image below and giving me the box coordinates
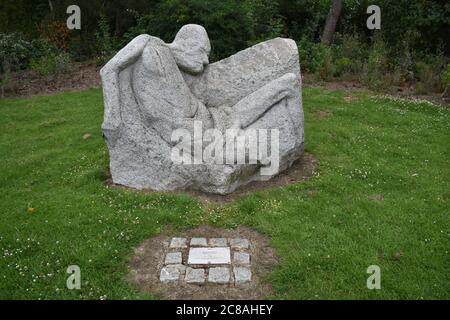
[168,24,211,74]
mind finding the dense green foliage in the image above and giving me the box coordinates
[1,0,448,59]
[0,87,448,299]
[29,51,72,76]
[123,0,254,62]
[0,1,449,94]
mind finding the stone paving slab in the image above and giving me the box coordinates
[209,238,228,247]
[208,267,230,284]
[233,252,250,264]
[169,237,187,248]
[233,267,252,284]
[185,267,206,284]
[160,264,185,283]
[229,238,250,249]
[165,252,182,264]
[190,237,207,246]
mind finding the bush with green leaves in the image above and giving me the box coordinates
[359,36,390,91]
[334,57,352,77]
[95,15,118,66]
[298,38,329,74]
[0,32,62,73]
[247,0,285,44]
[30,52,71,76]
[124,0,254,62]
[442,64,450,87]
[0,32,35,73]
[414,54,447,94]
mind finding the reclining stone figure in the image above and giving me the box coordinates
[100,24,304,194]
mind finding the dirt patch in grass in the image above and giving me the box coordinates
[127,225,278,300]
[315,110,333,118]
[106,153,317,203]
[343,95,360,102]
[368,194,384,202]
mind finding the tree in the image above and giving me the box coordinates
[321,0,342,44]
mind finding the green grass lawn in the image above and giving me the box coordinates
[0,87,448,299]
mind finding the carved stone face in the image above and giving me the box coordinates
[168,24,211,74]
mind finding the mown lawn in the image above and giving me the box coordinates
[0,87,448,299]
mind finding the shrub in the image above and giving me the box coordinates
[314,45,335,81]
[414,53,448,94]
[298,34,366,80]
[31,38,60,60]
[442,64,450,99]
[0,33,65,95]
[360,36,391,91]
[334,57,352,77]
[30,52,71,76]
[37,21,71,51]
[298,38,335,76]
[95,15,118,66]
[123,0,254,62]
[414,59,445,94]
[247,0,285,44]
[0,32,35,72]
[442,64,450,87]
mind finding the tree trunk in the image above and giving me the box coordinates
[114,0,123,36]
[321,0,343,44]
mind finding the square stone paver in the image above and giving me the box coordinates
[209,238,227,247]
[229,238,250,249]
[160,265,184,283]
[165,252,182,264]
[170,237,187,248]
[208,267,230,284]
[233,252,250,265]
[233,267,251,284]
[185,267,205,284]
[190,237,207,246]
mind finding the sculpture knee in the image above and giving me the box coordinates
[276,73,299,94]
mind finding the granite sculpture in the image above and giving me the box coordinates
[100,24,304,194]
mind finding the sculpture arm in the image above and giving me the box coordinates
[230,73,299,129]
[100,34,151,145]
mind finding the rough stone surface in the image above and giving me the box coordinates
[209,238,228,247]
[208,267,230,284]
[233,252,250,265]
[169,237,187,248]
[101,24,304,195]
[160,265,184,283]
[190,237,207,246]
[233,267,252,284]
[185,268,206,284]
[165,252,182,264]
[229,238,250,249]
